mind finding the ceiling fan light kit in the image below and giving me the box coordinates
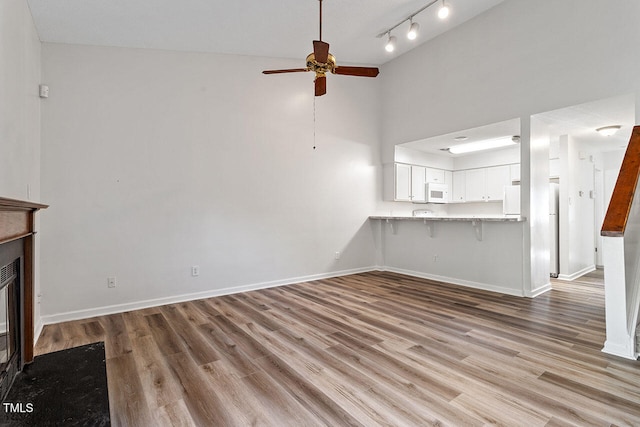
[377,0,451,54]
[262,0,379,96]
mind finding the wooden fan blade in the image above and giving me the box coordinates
[313,40,330,64]
[262,68,309,74]
[315,75,327,96]
[333,66,379,77]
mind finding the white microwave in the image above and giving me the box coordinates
[426,183,449,204]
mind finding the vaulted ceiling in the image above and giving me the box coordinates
[26,0,504,65]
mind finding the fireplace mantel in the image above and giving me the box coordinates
[0,197,48,364]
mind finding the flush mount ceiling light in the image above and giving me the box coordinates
[596,125,622,136]
[385,33,397,52]
[448,135,519,155]
[377,0,451,53]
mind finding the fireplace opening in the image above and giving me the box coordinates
[0,240,23,402]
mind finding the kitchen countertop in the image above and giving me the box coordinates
[369,215,526,222]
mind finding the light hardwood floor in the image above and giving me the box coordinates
[35,270,640,426]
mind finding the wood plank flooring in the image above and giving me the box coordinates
[35,270,640,426]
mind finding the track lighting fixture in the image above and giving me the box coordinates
[407,20,420,40]
[385,33,397,52]
[377,0,452,53]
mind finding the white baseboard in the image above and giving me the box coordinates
[39,266,377,326]
[557,265,596,281]
[527,282,552,298]
[37,264,557,330]
[602,339,638,360]
[379,266,526,297]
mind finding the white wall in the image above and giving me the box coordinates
[394,146,454,170]
[39,43,381,320]
[0,0,41,200]
[381,1,640,158]
[29,0,640,320]
[594,149,625,266]
[452,145,519,171]
[0,0,43,329]
[378,0,640,291]
[376,219,525,295]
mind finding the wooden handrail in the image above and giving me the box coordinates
[601,125,640,237]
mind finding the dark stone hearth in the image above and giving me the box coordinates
[0,342,110,426]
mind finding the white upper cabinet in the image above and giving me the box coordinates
[390,162,514,203]
[485,165,511,201]
[411,166,426,202]
[465,169,486,202]
[444,170,453,201]
[395,163,412,201]
[452,170,466,202]
[463,165,511,202]
[425,167,445,184]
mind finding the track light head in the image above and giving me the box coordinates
[438,1,450,19]
[385,34,397,52]
[407,21,420,40]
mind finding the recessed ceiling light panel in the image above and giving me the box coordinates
[448,136,518,154]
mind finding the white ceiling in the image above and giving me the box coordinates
[26,0,504,66]
[400,118,522,156]
[399,94,636,156]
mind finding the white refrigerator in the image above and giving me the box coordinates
[549,183,559,277]
[504,183,560,277]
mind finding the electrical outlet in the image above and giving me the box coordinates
[334,251,341,260]
[107,277,116,288]
[191,265,200,277]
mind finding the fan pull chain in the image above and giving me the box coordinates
[313,96,317,150]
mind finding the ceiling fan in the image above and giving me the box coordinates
[262,0,379,96]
